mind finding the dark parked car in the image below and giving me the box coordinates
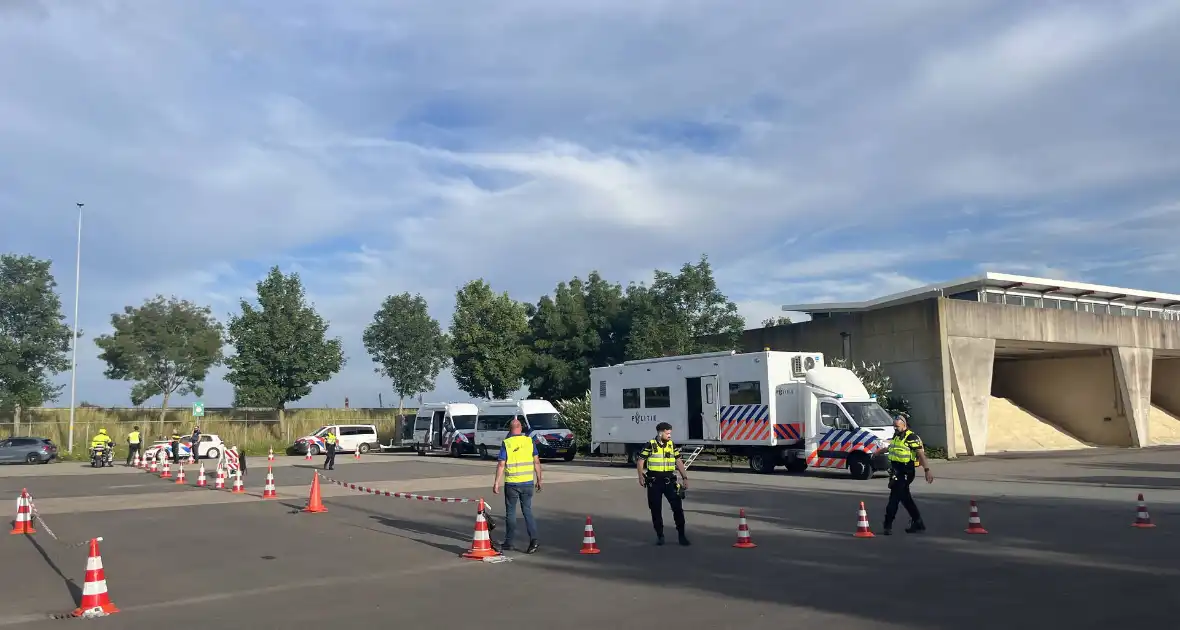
[0,437,58,464]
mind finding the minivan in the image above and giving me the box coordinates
[413,402,479,456]
[474,399,575,461]
[293,424,380,455]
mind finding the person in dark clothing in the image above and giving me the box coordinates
[236,447,247,477]
[190,426,201,460]
[883,413,935,535]
[170,433,181,464]
[125,426,142,466]
[323,431,337,470]
[636,422,690,546]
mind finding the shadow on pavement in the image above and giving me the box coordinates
[1066,460,1180,474]
[1021,475,1180,490]
[24,535,81,607]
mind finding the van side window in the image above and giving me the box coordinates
[415,416,430,430]
[728,381,761,405]
[820,402,850,430]
[622,388,640,409]
[644,386,671,408]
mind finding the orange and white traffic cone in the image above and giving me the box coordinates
[302,473,327,513]
[1133,493,1155,528]
[262,466,277,498]
[733,508,757,548]
[579,516,601,554]
[354,449,361,461]
[10,488,36,535]
[267,448,274,463]
[174,465,186,484]
[304,448,313,462]
[131,453,139,469]
[72,537,118,617]
[965,500,988,534]
[148,457,158,473]
[187,454,195,466]
[854,501,875,538]
[461,499,499,559]
[231,469,245,494]
[195,463,207,487]
[214,467,225,490]
[159,459,171,479]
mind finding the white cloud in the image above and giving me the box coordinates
[2,1,1179,407]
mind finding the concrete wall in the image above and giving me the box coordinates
[992,353,1136,446]
[1151,359,1180,417]
[730,300,948,448]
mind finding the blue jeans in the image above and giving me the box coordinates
[503,483,537,545]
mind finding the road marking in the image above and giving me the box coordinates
[109,484,154,489]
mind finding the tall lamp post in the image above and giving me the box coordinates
[67,202,84,454]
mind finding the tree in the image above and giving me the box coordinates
[623,255,746,360]
[224,266,345,410]
[362,292,450,410]
[523,272,626,401]
[0,254,73,410]
[555,390,591,451]
[95,295,224,426]
[829,358,911,416]
[762,316,792,327]
[449,279,529,399]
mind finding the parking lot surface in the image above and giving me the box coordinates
[1,447,1178,629]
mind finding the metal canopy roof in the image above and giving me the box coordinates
[781,272,1180,314]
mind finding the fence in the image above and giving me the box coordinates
[1,407,418,455]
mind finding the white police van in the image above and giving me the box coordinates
[412,402,479,457]
[473,399,576,462]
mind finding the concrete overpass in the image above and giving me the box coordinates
[728,273,1180,457]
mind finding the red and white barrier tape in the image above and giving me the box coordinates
[318,473,473,504]
[25,495,94,548]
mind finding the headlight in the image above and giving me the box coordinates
[534,435,549,445]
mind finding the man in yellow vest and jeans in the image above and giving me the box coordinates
[492,418,542,554]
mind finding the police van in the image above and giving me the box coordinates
[412,402,479,457]
[473,399,576,462]
[589,350,897,479]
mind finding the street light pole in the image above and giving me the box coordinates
[67,202,83,454]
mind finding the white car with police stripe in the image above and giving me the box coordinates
[142,434,225,462]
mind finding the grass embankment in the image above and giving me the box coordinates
[3,407,412,459]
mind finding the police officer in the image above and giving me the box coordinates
[170,432,182,464]
[190,425,201,460]
[323,430,338,470]
[125,426,141,466]
[883,413,934,535]
[636,422,690,546]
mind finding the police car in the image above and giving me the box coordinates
[142,434,225,462]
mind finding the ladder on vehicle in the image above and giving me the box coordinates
[681,446,705,470]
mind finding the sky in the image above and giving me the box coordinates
[2,0,1179,409]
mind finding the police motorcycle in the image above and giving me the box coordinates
[90,443,114,468]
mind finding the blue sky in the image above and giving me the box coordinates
[2,1,1179,409]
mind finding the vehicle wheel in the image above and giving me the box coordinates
[848,453,872,480]
[478,444,489,459]
[358,443,371,455]
[785,458,808,474]
[206,447,221,461]
[308,444,321,457]
[747,450,776,474]
[451,443,462,458]
[26,453,40,464]
[563,450,576,462]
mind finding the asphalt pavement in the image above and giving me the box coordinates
[1,448,1178,629]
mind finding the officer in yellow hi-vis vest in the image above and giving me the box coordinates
[492,418,542,554]
[125,426,142,466]
[323,431,338,470]
[637,422,690,546]
[883,413,934,535]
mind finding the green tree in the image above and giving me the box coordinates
[224,266,345,410]
[555,389,591,451]
[0,254,73,409]
[829,358,911,416]
[624,254,746,360]
[761,316,792,327]
[449,279,529,399]
[523,272,626,401]
[94,295,224,426]
[362,292,450,411]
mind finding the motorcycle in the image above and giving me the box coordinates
[90,444,114,468]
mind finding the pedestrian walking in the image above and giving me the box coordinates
[492,418,541,554]
[636,422,690,546]
[125,426,141,466]
[323,430,338,470]
[882,413,934,535]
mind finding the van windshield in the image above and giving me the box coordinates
[842,402,895,428]
[525,413,565,430]
[312,427,330,437]
[451,414,476,430]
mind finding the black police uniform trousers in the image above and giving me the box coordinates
[126,443,140,466]
[170,440,180,463]
[646,474,685,535]
[884,462,922,527]
[324,443,336,470]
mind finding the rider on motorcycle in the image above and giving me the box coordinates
[90,428,114,461]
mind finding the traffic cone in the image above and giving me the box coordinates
[579,516,601,554]
[302,473,327,513]
[262,466,277,498]
[268,447,274,463]
[214,467,225,490]
[131,453,139,468]
[159,459,171,479]
[853,501,874,538]
[10,489,36,535]
[148,458,158,473]
[461,499,499,559]
[174,465,186,484]
[304,448,313,462]
[965,500,988,534]
[732,508,757,548]
[72,537,118,617]
[354,449,361,460]
[231,469,245,494]
[1133,493,1155,528]
[195,463,207,487]
[187,454,195,466]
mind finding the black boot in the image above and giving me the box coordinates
[525,539,538,554]
[656,530,665,546]
[882,521,893,535]
[905,520,926,533]
[678,531,691,546]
